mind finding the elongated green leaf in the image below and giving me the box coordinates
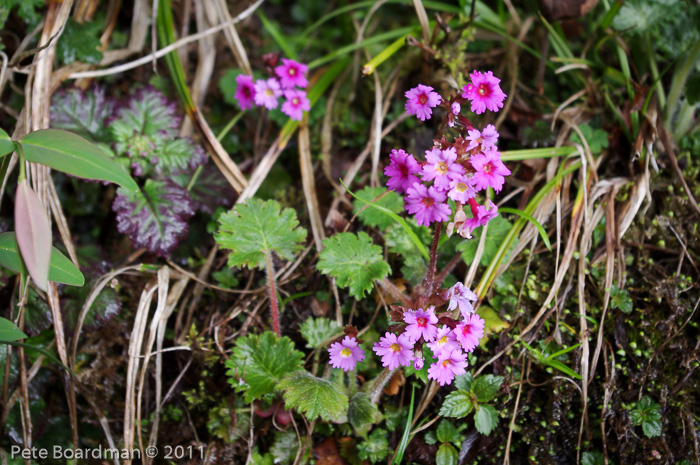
[0,127,15,157]
[499,146,576,161]
[259,11,297,59]
[498,207,551,251]
[0,232,85,286]
[390,384,415,465]
[20,129,138,191]
[545,359,582,380]
[2,340,73,374]
[0,317,27,342]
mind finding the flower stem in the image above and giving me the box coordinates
[423,222,442,299]
[264,253,281,336]
[368,367,397,404]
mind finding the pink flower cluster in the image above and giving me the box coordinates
[234,58,310,121]
[387,71,511,238]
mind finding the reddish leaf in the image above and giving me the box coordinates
[14,181,51,291]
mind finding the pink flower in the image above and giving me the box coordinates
[451,102,461,115]
[254,78,282,110]
[462,71,507,114]
[403,307,439,343]
[373,332,415,370]
[446,283,478,317]
[448,177,476,204]
[328,336,365,372]
[413,354,425,371]
[461,199,499,238]
[385,149,421,194]
[470,149,511,193]
[421,147,464,191]
[405,84,442,121]
[234,74,256,110]
[275,58,309,89]
[281,89,311,121]
[427,349,468,386]
[426,326,460,357]
[455,313,485,352]
[466,124,499,151]
[404,183,451,227]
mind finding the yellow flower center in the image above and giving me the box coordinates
[391,343,401,353]
[436,162,448,175]
[438,336,448,346]
[456,182,468,192]
[265,89,274,97]
[442,360,452,368]
[340,348,352,358]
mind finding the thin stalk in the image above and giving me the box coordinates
[368,367,397,404]
[264,253,281,336]
[664,37,700,131]
[423,222,442,298]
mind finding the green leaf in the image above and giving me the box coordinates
[436,419,459,444]
[570,124,609,155]
[581,452,605,465]
[474,404,499,435]
[20,129,139,191]
[352,187,404,230]
[471,375,504,403]
[0,127,15,158]
[226,331,304,403]
[439,390,474,418]
[270,430,299,465]
[498,207,551,251]
[56,18,103,65]
[436,444,459,465]
[543,358,582,380]
[0,232,85,286]
[631,396,662,437]
[356,428,388,463]
[216,199,307,270]
[277,370,349,422]
[642,420,662,438]
[299,317,341,348]
[391,385,415,465]
[453,372,474,391]
[610,285,633,313]
[317,232,390,300]
[456,215,512,266]
[0,317,27,342]
[347,392,378,429]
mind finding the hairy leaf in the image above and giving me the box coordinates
[456,215,512,266]
[471,375,504,403]
[474,404,499,435]
[352,187,403,230]
[216,198,307,270]
[356,429,388,463]
[347,392,378,429]
[299,317,341,348]
[439,390,474,418]
[317,232,390,299]
[113,180,194,256]
[270,430,299,465]
[50,86,114,141]
[436,444,458,465]
[226,332,303,403]
[277,370,349,421]
[453,372,474,392]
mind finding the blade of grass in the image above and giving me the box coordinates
[390,384,415,465]
[499,207,552,251]
[258,11,297,59]
[363,34,407,75]
[500,146,577,161]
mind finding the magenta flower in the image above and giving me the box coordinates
[403,307,439,343]
[413,355,425,371]
[461,199,499,238]
[470,149,511,193]
[281,89,311,121]
[448,177,476,203]
[462,71,507,115]
[328,336,365,372]
[385,149,421,194]
[234,74,256,110]
[427,349,468,386]
[451,102,461,115]
[404,183,451,227]
[427,326,460,357]
[421,147,465,191]
[455,313,485,352]
[405,84,442,121]
[254,78,282,110]
[275,58,309,89]
[446,283,478,317]
[466,124,499,151]
[373,332,415,370]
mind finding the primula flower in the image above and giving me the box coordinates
[448,102,461,128]
[281,89,310,121]
[413,355,425,371]
[427,326,460,357]
[328,336,365,372]
[466,124,499,151]
[455,313,485,352]
[470,149,511,193]
[461,199,499,238]
[405,84,442,121]
[234,74,256,110]
[385,149,421,194]
[421,147,465,191]
[462,71,507,114]
[427,349,468,386]
[405,183,451,227]
[446,282,478,317]
[275,58,309,89]
[448,176,476,204]
[373,332,415,370]
[403,307,439,343]
[254,78,282,110]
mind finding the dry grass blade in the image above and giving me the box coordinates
[411,0,431,45]
[211,0,252,75]
[237,136,284,205]
[299,118,326,251]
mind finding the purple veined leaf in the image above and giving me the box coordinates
[173,162,236,214]
[50,85,114,142]
[14,180,52,292]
